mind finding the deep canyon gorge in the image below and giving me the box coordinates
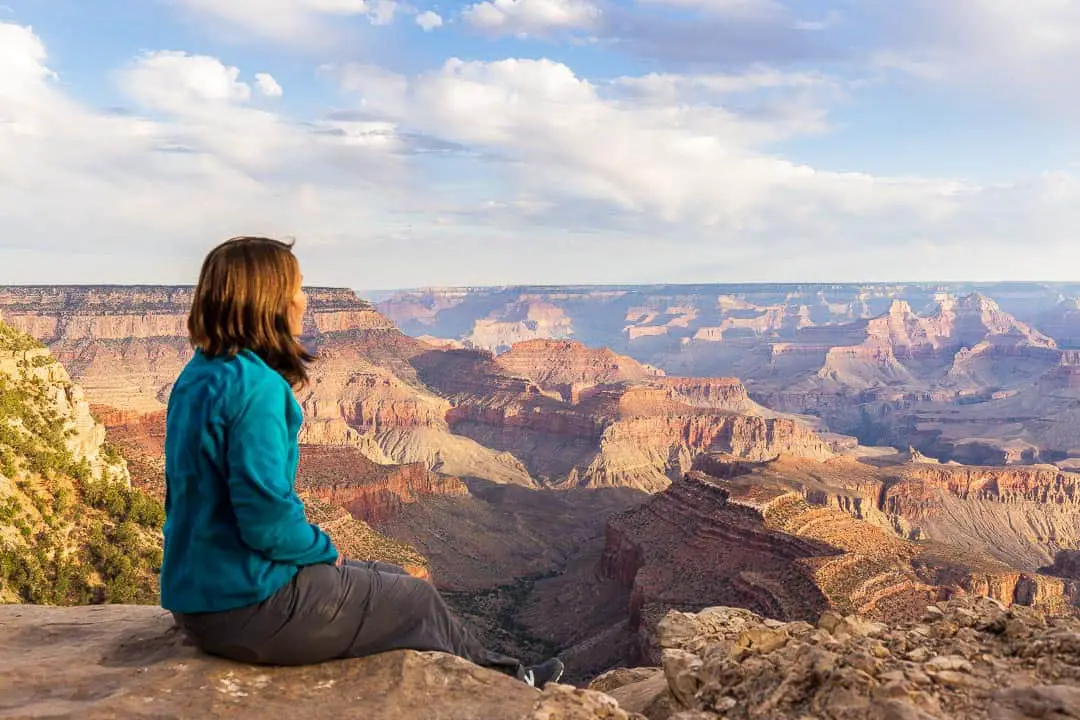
[2,283,1080,699]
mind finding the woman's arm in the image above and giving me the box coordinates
[224,375,339,566]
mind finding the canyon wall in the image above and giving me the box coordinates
[596,467,1075,665]
[297,444,468,524]
[375,284,1080,466]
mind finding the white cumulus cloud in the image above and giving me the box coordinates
[120,51,253,111]
[255,72,284,97]
[4,20,1080,288]
[0,23,410,284]
[416,10,443,30]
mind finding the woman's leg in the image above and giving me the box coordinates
[343,558,410,575]
[337,561,521,673]
[174,562,519,673]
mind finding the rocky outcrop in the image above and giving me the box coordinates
[297,444,468,524]
[0,347,121,484]
[415,348,831,491]
[0,321,161,605]
[594,595,1080,720]
[495,340,662,402]
[596,467,1075,667]
[466,299,575,352]
[0,604,642,720]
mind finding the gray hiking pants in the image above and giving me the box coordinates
[172,560,521,673]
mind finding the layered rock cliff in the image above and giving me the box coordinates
[786,458,1080,573]
[881,464,1080,570]
[297,444,468,524]
[378,285,1080,466]
[596,465,1075,667]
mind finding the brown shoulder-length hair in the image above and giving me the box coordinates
[188,236,315,388]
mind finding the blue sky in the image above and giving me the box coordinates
[1,0,1079,288]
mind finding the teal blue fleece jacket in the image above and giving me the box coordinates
[160,349,338,614]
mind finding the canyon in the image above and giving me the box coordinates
[376,283,1080,466]
[4,284,1080,705]
[0,286,834,497]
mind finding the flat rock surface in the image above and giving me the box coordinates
[0,605,634,720]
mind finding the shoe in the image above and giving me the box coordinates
[517,658,565,687]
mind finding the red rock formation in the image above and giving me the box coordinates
[495,339,661,402]
[91,405,167,497]
[597,466,1075,665]
[296,445,468,524]
[1,285,837,493]
[653,377,756,411]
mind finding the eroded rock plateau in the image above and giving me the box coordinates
[376,284,1080,465]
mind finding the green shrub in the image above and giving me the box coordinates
[0,319,162,606]
[0,497,18,522]
[81,479,164,529]
[0,324,44,352]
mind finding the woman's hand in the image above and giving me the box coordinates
[335,554,348,567]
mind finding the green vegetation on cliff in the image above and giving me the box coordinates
[0,324,44,353]
[0,321,163,605]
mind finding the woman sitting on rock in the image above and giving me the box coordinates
[160,235,563,687]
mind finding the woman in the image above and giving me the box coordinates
[160,236,564,687]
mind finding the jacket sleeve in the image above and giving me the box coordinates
[224,375,339,566]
